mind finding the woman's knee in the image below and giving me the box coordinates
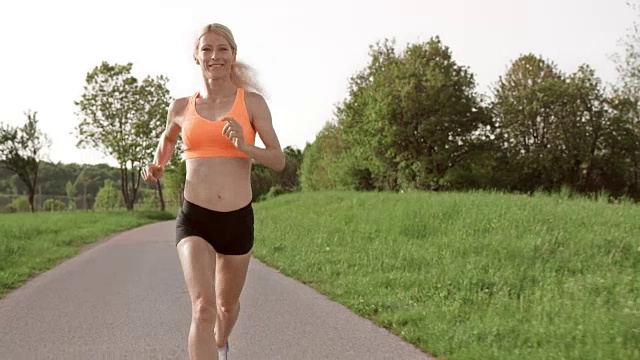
[218,301,240,316]
[192,296,217,323]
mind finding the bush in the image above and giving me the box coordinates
[43,199,66,212]
[258,185,285,202]
[94,179,124,210]
[136,190,159,211]
[5,196,30,213]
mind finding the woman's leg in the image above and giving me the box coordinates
[214,252,251,348]
[177,236,218,360]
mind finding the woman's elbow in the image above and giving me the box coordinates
[274,151,286,172]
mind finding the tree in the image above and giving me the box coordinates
[299,121,347,191]
[65,180,77,210]
[558,65,609,194]
[275,146,304,191]
[74,62,172,210]
[0,110,50,212]
[492,54,567,192]
[335,37,491,191]
[611,1,640,199]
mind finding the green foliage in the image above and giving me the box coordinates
[277,146,304,191]
[74,61,171,210]
[611,2,640,200]
[93,179,125,210]
[251,163,275,201]
[135,188,160,211]
[0,110,51,212]
[43,198,66,212]
[162,158,186,208]
[73,164,120,209]
[305,37,492,192]
[300,122,348,191]
[5,196,30,213]
[492,54,634,198]
[491,54,565,192]
[65,180,76,210]
[250,145,304,201]
[258,185,286,202]
[300,30,637,200]
[38,162,83,198]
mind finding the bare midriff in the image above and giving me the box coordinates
[183,157,252,212]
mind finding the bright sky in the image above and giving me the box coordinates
[0,0,634,167]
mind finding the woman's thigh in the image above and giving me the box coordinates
[177,236,217,306]
[215,253,251,308]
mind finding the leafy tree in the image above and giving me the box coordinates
[249,145,304,201]
[0,168,16,194]
[275,146,304,191]
[558,65,609,193]
[611,1,640,199]
[94,179,125,210]
[300,122,346,191]
[605,93,639,198]
[74,61,171,210]
[0,110,51,212]
[492,54,566,192]
[334,37,491,191]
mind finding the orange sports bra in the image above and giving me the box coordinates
[181,88,256,160]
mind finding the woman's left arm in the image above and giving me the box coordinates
[237,92,286,172]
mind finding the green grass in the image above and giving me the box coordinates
[0,209,176,299]
[251,191,640,360]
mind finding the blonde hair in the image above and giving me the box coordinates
[194,23,264,95]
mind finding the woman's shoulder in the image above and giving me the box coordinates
[169,96,192,117]
[242,90,271,125]
[243,90,268,110]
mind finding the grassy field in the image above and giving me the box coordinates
[251,191,640,360]
[0,210,176,299]
[1,191,638,359]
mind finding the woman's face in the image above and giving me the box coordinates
[195,32,236,80]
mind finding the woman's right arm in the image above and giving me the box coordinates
[152,98,188,167]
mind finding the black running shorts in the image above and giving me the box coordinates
[175,199,254,255]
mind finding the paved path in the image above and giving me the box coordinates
[0,221,433,359]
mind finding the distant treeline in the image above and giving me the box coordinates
[299,36,639,202]
[0,146,303,212]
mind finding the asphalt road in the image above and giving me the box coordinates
[0,220,433,360]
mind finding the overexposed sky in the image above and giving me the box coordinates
[0,0,634,166]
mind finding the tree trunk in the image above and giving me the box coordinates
[634,155,639,200]
[83,184,88,211]
[156,180,165,211]
[120,167,134,211]
[28,189,35,213]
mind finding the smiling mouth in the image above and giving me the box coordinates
[208,64,224,68]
